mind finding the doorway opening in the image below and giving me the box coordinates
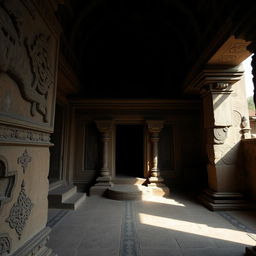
[115,124,144,178]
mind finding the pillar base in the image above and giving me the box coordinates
[246,246,256,256]
[198,189,252,211]
[147,185,170,197]
[12,227,55,256]
[90,177,113,196]
[147,177,170,197]
[148,176,164,184]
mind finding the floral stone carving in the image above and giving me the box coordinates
[0,233,11,255]
[17,149,32,174]
[6,180,33,239]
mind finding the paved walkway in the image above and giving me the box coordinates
[47,193,256,256]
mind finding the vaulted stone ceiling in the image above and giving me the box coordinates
[56,0,256,99]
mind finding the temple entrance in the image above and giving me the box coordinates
[115,124,144,178]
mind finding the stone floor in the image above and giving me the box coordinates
[47,193,256,256]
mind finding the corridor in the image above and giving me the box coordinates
[47,194,256,256]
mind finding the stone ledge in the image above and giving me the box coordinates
[12,227,56,256]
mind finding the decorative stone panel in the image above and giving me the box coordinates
[6,181,33,239]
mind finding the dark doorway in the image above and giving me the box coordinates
[116,124,144,177]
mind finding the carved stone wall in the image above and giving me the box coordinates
[0,0,60,255]
[0,0,59,132]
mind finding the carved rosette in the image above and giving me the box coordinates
[213,126,229,144]
[0,233,11,255]
[17,149,32,174]
[6,181,33,239]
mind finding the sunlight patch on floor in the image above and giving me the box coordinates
[141,194,185,206]
[139,213,256,246]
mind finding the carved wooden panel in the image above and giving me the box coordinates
[0,1,59,132]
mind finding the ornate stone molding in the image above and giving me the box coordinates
[0,233,11,255]
[0,125,51,145]
[11,227,53,256]
[6,180,33,239]
[17,149,32,174]
[186,67,243,94]
[0,156,16,211]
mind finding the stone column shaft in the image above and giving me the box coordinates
[93,120,113,187]
[101,132,110,177]
[146,121,165,185]
[151,133,160,176]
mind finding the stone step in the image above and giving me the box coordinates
[48,185,86,210]
[105,184,143,200]
[61,192,87,210]
[48,185,77,203]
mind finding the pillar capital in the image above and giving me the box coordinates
[186,66,243,94]
[146,120,164,133]
[95,120,113,134]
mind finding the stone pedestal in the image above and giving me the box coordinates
[90,120,113,195]
[146,120,170,197]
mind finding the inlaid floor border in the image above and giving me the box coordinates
[218,211,256,241]
[119,201,140,256]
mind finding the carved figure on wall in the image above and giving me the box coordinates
[6,180,33,239]
[0,156,16,211]
[0,2,53,122]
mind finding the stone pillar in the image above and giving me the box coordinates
[199,79,249,210]
[90,120,113,195]
[146,120,170,196]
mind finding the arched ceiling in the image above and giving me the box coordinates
[56,0,244,99]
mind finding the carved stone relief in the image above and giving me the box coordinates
[24,34,53,122]
[0,2,53,123]
[17,149,31,174]
[213,126,229,144]
[6,180,33,239]
[0,233,11,255]
[0,156,16,211]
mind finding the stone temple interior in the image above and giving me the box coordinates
[1,0,256,255]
